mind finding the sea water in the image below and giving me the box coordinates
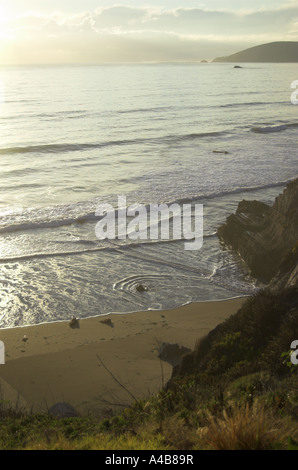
[0,62,297,327]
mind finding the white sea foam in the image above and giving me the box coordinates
[251,124,288,133]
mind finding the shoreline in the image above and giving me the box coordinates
[0,294,247,331]
[0,297,246,416]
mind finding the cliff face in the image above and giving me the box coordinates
[217,179,298,283]
[167,180,298,386]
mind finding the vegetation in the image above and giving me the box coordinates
[0,287,297,450]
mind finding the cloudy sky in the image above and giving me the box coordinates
[0,0,297,64]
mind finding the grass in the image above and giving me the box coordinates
[24,432,170,451]
[176,287,298,379]
[0,394,296,450]
[203,401,277,450]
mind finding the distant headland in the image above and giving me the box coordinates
[213,41,298,63]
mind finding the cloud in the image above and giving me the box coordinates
[89,4,298,36]
[1,4,298,63]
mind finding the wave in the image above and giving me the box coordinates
[0,247,105,263]
[1,99,287,123]
[2,119,295,157]
[0,178,294,236]
[199,179,292,201]
[4,119,295,158]
[0,109,89,122]
[0,211,98,234]
[0,130,228,156]
[0,235,214,264]
[251,124,288,134]
[166,179,293,207]
[117,106,174,114]
[0,142,131,155]
[221,101,285,109]
[176,131,226,141]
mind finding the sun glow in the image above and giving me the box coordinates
[0,5,12,38]
[0,5,8,23]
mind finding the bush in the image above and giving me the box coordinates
[203,401,277,450]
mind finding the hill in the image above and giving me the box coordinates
[213,41,298,63]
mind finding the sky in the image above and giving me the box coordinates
[0,1,297,64]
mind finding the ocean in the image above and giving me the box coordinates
[0,62,297,328]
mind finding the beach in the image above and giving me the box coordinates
[0,298,245,416]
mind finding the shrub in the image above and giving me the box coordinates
[203,401,277,450]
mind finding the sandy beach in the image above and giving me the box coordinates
[0,298,245,417]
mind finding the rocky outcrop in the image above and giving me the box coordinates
[158,342,191,367]
[48,402,79,418]
[166,180,298,386]
[270,241,298,291]
[217,179,298,282]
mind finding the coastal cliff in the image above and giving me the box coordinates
[217,179,298,283]
[168,180,298,386]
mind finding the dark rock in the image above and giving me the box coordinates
[270,241,298,291]
[158,342,191,367]
[217,179,298,282]
[48,402,79,418]
[234,65,243,68]
[69,317,79,328]
[100,317,114,327]
[136,284,148,293]
[236,200,270,216]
